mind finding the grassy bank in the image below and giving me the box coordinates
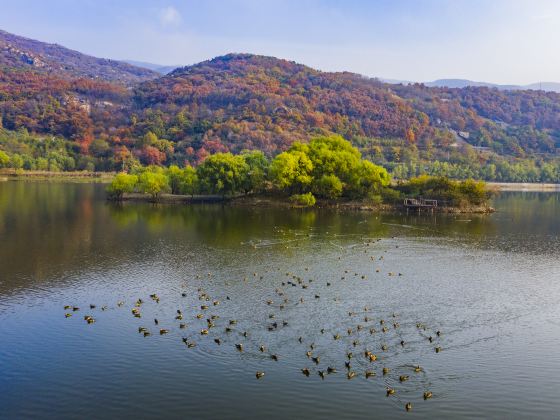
[0,169,114,182]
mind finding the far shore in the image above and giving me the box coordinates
[487,182,560,191]
[0,169,114,182]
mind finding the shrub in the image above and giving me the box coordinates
[290,192,316,207]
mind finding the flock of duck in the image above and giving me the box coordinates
[63,237,444,413]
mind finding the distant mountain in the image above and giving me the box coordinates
[523,82,560,93]
[123,60,178,75]
[0,29,159,84]
[423,78,560,93]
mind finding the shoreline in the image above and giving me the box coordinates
[0,169,114,182]
[487,182,560,191]
[114,193,495,214]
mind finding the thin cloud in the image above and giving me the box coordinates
[159,6,182,26]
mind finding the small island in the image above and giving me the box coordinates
[107,135,493,213]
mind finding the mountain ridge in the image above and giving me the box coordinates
[0,29,159,84]
[0,29,559,178]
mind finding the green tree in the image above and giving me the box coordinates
[347,160,390,198]
[166,165,183,194]
[314,174,343,199]
[9,154,24,169]
[107,173,139,200]
[240,150,269,194]
[269,150,313,193]
[179,165,198,197]
[137,171,170,200]
[196,153,249,197]
[0,150,10,168]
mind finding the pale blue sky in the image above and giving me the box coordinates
[1,0,559,84]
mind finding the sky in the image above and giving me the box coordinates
[0,0,559,84]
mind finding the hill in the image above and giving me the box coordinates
[0,30,559,181]
[0,30,159,84]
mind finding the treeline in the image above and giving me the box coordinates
[108,134,489,208]
[108,135,391,203]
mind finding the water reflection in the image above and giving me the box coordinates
[0,181,560,419]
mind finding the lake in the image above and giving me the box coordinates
[0,181,559,419]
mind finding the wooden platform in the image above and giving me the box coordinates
[403,198,438,212]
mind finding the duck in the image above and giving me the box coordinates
[365,370,375,378]
[154,318,159,325]
[345,361,351,369]
[301,368,310,376]
[179,323,186,329]
[399,375,409,382]
[196,314,203,319]
[214,338,222,345]
[236,343,243,351]
[386,387,395,396]
[333,334,341,340]
[347,371,356,379]
[327,367,337,374]
[381,344,388,351]
[369,354,378,362]
[255,371,265,379]
[200,329,209,335]
[65,313,72,318]
[414,365,422,373]
[318,371,326,379]
[159,329,169,335]
[435,346,441,353]
[312,356,320,365]
[260,345,266,352]
[383,367,390,375]
[271,354,279,361]
[405,402,412,411]
[423,391,433,400]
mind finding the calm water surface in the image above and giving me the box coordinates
[0,181,559,419]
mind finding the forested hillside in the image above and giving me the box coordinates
[1,30,559,181]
